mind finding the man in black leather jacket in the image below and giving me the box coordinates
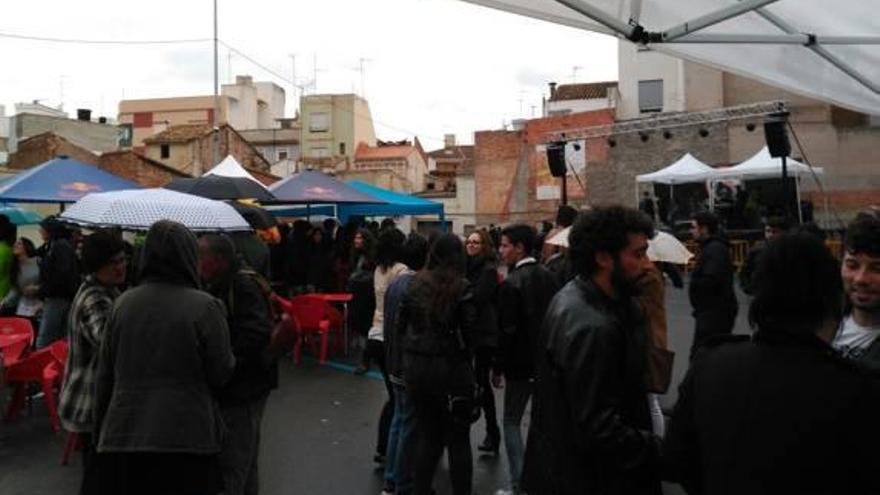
[688,211,738,358]
[521,206,661,495]
[493,224,559,495]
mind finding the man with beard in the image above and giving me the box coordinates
[834,211,880,369]
[521,206,660,495]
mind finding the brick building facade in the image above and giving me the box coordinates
[473,109,615,225]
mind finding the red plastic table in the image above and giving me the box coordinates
[311,293,354,356]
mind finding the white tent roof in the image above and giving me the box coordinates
[459,0,880,115]
[636,153,716,184]
[204,155,267,188]
[712,146,823,179]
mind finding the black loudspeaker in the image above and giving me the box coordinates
[546,141,567,177]
[763,113,791,158]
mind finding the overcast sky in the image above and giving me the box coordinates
[1,0,617,149]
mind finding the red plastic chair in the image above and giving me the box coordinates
[273,294,343,365]
[4,339,68,432]
[0,317,35,367]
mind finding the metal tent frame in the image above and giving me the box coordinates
[460,0,880,113]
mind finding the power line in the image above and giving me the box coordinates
[0,28,448,144]
[0,31,210,45]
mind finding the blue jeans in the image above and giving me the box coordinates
[385,383,416,494]
[36,298,71,349]
[502,379,533,491]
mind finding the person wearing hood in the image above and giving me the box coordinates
[35,216,80,348]
[92,220,235,495]
[198,234,277,495]
[688,211,738,358]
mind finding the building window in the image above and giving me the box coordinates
[638,80,663,113]
[339,142,346,155]
[278,150,288,161]
[309,112,329,132]
[160,144,170,159]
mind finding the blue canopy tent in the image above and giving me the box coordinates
[268,180,445,228]
[338,181,445,225]
[0,156,140,203]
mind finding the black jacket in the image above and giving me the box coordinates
[38,238,80,300]
[688,236,737,315]
[495,258,559,380]
[521,277,660,495]
[384,271,414,386]
[208,268,278,405]
[397,275,477,397]
[466,256,499,349]
[663,330,880,495]
[738,242,765,295]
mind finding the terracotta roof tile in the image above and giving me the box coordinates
[355,142,416,161]
[143,124,212,144]
[550,81,617,102]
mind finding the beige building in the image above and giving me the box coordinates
[300,93,376,164]
[119,75,286,147]
[349,139,428,193]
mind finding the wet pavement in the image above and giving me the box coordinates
[0,277,750,494]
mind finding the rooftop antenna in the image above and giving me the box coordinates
[572,65,584,82]
[58,75,68,111]
[355,57,372,98]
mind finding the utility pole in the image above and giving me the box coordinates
[208,0,219,176]
[58,75,67,111]
[313,53,318,94]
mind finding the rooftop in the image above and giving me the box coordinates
[550,81,618,102]
[143,124,212,144]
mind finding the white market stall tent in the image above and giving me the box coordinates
[712,146,823,180]
[635,153,716,202]
[712,146,824,223]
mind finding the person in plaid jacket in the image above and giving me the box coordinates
[58,231,127,491]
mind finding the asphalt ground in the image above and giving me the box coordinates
[0,276,751,495]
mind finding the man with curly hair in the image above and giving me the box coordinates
[521,205,661,495]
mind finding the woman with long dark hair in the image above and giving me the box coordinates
[398,234,478,495]
[365,228,407,464]
[305,226,333,292]
[349,228,377,369]
[464,229,501,455]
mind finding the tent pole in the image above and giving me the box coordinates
[662,0,780,42]
[553,0,636,39]
[796,177,804,225]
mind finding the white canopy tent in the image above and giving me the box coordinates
[459,0,880,115]
[635,153,716,203]
[204,155,268,189]
[712,146,823,180]
[712,146,824,223]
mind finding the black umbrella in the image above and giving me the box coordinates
[166,175,276,202]
[230,201,277,229]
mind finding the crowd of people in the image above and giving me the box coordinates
[8,198,880,495]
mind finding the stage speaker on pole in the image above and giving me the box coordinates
[764,112,791,158]
[546,141,567,177]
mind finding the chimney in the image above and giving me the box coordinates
[444,134,456,148]
[236,75,254,86]
[98,116,108,124]
[76,108,92,121]
[549,82,558,99]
